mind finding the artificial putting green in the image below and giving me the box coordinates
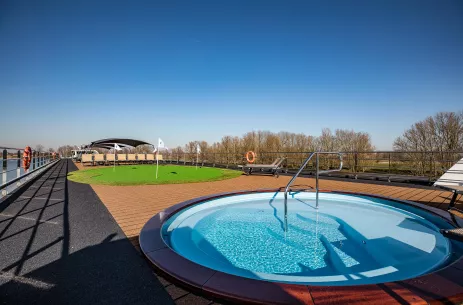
[67,165,242,186]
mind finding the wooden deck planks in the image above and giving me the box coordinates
[88,174,458,240]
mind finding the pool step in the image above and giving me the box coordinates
[441,228,463,242]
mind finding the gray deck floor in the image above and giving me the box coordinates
[0,160,215,304]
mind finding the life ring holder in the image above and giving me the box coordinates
[246,151,256,163]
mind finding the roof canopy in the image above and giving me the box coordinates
[85,138,153,150]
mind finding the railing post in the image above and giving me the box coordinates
[2,149,7,185]
[316,152,319,209]
[33,151,36,170]
[17,150,21,178]
[388,152,391,173]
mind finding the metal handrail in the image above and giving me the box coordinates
[283,152,343,232]
[1,153,57,192]
[1,159,59,191]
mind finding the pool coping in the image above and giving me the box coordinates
[140,188,463,305]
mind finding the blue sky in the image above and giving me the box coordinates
[1,0,462,150]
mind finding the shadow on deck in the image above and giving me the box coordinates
[0,160,184,305]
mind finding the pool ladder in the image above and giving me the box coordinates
[283,152,343,232]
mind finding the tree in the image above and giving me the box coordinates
[35,144,44,154]
[393,111,463,174]
[57,145,78,158]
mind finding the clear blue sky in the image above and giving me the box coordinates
[1,0,462,150]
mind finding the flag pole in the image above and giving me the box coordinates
[156,151,159,179]
[155,143,159,179]
[196,151,198,170]
[113,144,116,169]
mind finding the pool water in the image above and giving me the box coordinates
[163,192,460,285]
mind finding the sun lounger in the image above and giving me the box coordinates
[118,154,127,164]
[434,157,463,209]
[94,154,105,165]
[146,154,155,163]
[81,154,93,166]
[127,154,137,164]
[106,154,115,165]
[239,157,286,177]
[138,154,146,163]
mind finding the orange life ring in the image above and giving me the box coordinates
[246,151,256,163]
[23,146,32,170]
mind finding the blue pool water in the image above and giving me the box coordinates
[162,192,461,285]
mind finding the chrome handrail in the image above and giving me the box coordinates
[283,152,343,232]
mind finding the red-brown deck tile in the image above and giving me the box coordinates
[378,283,428,304]
[203,271,313,305]
[308,285,403,305]
[400,269,463,304]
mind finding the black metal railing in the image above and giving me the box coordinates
[159,150,463,180]
[1,147,60,197]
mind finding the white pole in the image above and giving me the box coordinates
[114,146,116,169]
[196,151,198,170]
[156,154,159,179]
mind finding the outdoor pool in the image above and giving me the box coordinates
[160,192,462,286]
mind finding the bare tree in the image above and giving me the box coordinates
[35,144,44,153]
[57,145,78,158]
[394,111,463,175]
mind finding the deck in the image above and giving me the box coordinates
[90,169,462,250]
[1,159,462,305]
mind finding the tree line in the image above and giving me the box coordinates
[166,128,374,170]
[165,111,462,174]
[53,110,462,175]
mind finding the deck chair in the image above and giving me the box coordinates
[81,154,93,166]
[137,154,146,164]
[146,154,155,163]
[106,154,116,165]
[118,154,127,165]
[434,157,463,209]
[238,157,286,177]
[94,154,105,165]
[127,154,137,164]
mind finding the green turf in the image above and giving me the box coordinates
[67,165,242,186]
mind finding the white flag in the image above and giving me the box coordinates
[158,138,164,149]
[197,144,201,153]
[114,143,122,151]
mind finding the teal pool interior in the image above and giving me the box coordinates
[162,192,463,286]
